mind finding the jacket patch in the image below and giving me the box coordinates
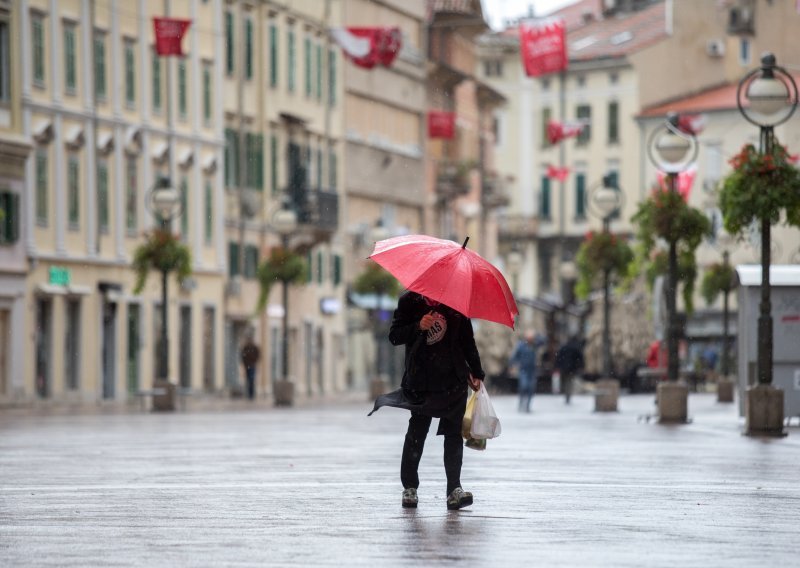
[426,312,447,345]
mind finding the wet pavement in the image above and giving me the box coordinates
[1,392,798,567]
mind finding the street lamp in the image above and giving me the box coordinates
[272,203,298,406]
[736,53,798,388]
[647,113,698,384]
[145,176,182,410]
[586,173,626,379]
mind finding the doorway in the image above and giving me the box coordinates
[102,301,117,399]
[179,305,192,389]
[35,298,52,398]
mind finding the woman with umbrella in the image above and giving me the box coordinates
[367,235,518,511]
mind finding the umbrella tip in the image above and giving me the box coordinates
[462,236,470,249]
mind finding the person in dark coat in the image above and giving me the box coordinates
[369,291,484,510]
[555,335,584,404]
[240,338,261,400]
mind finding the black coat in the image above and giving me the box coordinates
[555,339,585,375]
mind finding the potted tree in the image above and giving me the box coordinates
[700,257,737,402]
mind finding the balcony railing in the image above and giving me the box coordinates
[497,214,539,240]
[288,186,339,234]
[436,160,473,197]
[481,174,510,209]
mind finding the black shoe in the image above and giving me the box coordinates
[446,487,473,510]
[402,488,418,508]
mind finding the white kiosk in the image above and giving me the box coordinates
[735,265,800,422]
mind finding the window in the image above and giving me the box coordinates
[540,175,551,219]
[270,134,278,194]
[204,180,213,244]
[269,23,278,87]
[0,18,10,102]
[316,251,323,284]
[739,38,751,66]
[64,24,77,93]
[35,149,48,225]
[576,75,586,88]
[124,40,135,107]
[332,254,342,286]
[328,147,337,190]
[245,133,264,190]
[180,176,188,239]
[287,28,296,92]
[178,60,187,118]
[126,304,140,394]
[576,105,591,144]
[152,50,162,111]
[224,128,239,187]
[68,156,80,229]
[328,49,336,106]
[125,157,137,233]
[608,101,619,144]
[97,160,109,232]
[64,300,81,390]
[228,242,240,276]
[304,36,311,97]
[244,244,259,279]
[575,173,586,220]
[0,191,19,244]
[606,168,620,220]
[245,18,253,79]
[94,33,106,98]
[202,63,212,123]
[225,11,234,74]
[484,59,503,77]
[541,107,552,147]
[316,43,322,100]
[32,14,45,86]
[316,148,322,190]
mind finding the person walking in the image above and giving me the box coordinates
[240,337,261,401]
[509,329,545,413]
[368,291,485,511]
[555,335,585,405]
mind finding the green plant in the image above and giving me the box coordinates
[255,247,307,312]
[629,187,711,314]
[701,261,736,306]
[574,231,634,299]
[132,230,192,294]
[352,262,399,297]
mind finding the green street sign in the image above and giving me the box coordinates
[49,266,71,286]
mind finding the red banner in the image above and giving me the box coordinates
[153,17,192,56]
[546,164,571,182]
[657,165,697,201]
[546,119,585,145]
[331,27,402,69]
[428,111,455,139]
[519,18,567,78]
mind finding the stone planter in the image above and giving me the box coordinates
[744,384,785,437]
[594,378,620,412]
[152,379,176,412]
[658,381,688,424]
[717,378,734,403]
[274,379,295,407]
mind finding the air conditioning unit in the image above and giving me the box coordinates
[706,39,725,58]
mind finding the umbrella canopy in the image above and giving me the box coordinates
[369,234,519,329]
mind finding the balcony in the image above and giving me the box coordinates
[436,160,474,198]
[481,172,510,209]
[497,214,539,241]
[288,186,339,236]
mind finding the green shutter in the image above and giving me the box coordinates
[245,19,253,79]
[332,253,341,286]
[540,176,551,219]
[94,35,105,98]
[205,181,213,243]
[542,107,551,147]
[225,128,239,187]
[328,150,337,190]
[68,158,80,227]
[316,44,322,100]
[269,25,278,87]
[608,101,619,143]
[152,52,161,110]
[33,18,44,84]
[178,61,187,116]
[288,30,295,92]
[316,251,323,284]
[0,192,19,243]
[270,135,278,194]
[125,43,135,105]
[328,49,336,106]
[203,66,212,122]
[97,162,108,231]
[304,37,311,97]
[225,12,234,74]
[64,27,76,91]
[126,158,136,232]
[229,242,240,276]
[180,177,188,239]
[36,151,48,224]
[256,134,264,190]
[575,173,586,219]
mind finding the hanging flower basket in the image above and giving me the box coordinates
[132,230,192,294]
[700,262,736,306]
[575,231,634,300]
[256,247,307,312]
[719,142,800,234]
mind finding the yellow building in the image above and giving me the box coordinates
[18,0,225,404]
[0,0,33,403]
[222,0,347,402]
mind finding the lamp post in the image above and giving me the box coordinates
[736,52,798,435]
[586,173,626,380]
[272,204,299,406]
[647,113,697,423]
[146,176,182,410]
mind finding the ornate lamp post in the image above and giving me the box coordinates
[586,174,626,380]
[736,52,798,435]
[145,176,182,410]
[272,204,299,406]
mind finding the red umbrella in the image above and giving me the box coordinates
[369,234,519,329]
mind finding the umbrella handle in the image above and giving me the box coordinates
[462,237,469,249]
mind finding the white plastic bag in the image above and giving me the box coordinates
[552,371,561,394]
[470,383,502,439]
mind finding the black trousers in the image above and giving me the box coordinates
[400,412,463,496]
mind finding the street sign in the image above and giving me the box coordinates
[49,266,70,286]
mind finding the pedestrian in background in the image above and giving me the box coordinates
[509,329,545,413]
[240,336,261,401]
[368,291,485,511]
[555,335,585,404]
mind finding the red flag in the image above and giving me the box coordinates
[428,111,455,139]
[331,27,402,69]
[546,164,571,182]
[153,17,191,56]
[657,166,697,201]
[677,114,707,136]
[546,119,585,144]
[519,18,567,78]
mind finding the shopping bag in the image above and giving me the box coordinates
[470,383,502,439]
[552,371,561,394]
[462,389,477,439]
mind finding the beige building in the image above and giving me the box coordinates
[16,0,226,404]
[0,1,33,403]
[222,0,347,401]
